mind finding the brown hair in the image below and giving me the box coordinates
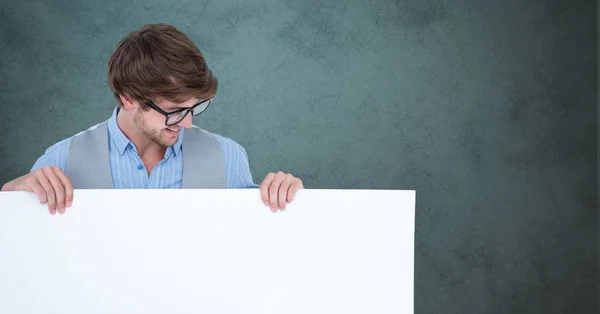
[107,23,218,108]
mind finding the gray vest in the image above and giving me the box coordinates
[65,120,226,189]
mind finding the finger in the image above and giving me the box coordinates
[53,167,74,208]
[269,172,287,212]
[278,174,296,211]
[286,178,304,203]
[44,167,66,214]
[36,170,56,215]
[260,173,276,207]
[28,180,47,205]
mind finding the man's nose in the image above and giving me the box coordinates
[178,112,193,128]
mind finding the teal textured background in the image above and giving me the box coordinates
[0,0,597,313]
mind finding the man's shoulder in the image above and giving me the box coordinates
[45,121,109,152]
[42,136,73,154]
[30,136,74,173]
[72,120,109,136]
[30,120,110,174]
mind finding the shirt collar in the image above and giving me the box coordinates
[107,106,184,157]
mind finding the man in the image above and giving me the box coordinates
[1,23,303,214]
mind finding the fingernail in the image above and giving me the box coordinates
[67,201,72,207]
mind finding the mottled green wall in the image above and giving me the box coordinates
[0,0,596,313]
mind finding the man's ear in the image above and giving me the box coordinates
[119,94,137,111]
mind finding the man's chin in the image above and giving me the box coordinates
[159,131,179,146]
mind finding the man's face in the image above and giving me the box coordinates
[133,97,200,148]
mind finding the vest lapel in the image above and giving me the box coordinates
[181,126,226,189]
[66,121,114,189]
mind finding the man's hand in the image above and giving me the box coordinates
[259,171,303,212]
[1,166,74,215]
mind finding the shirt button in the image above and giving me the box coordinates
[137,165,144,170]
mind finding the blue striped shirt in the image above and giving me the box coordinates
[30,107,259,189]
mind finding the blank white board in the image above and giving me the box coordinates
[0,189,415,314]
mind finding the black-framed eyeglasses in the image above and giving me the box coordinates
[145,98,213,126]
